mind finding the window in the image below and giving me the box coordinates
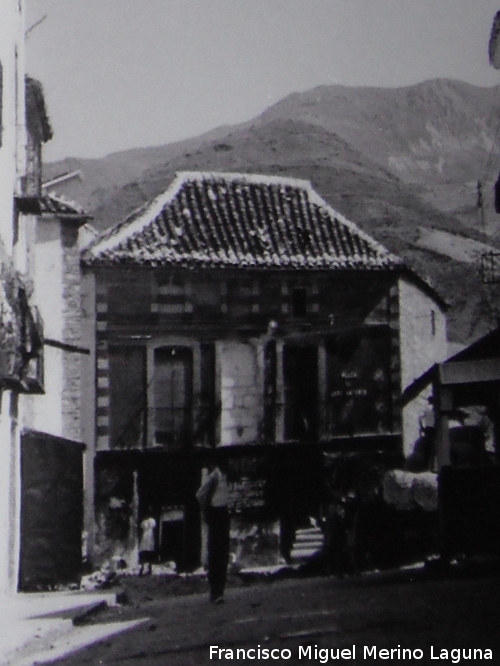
[108,344,201,450]
[292,287,307,318]
[431,310,436,337]
[153,347,193,448]
[197,343,216,446]
[283,344,318,441]
[227,278,259,316]
[324,328,393,437]
[109,346,147,448]
[107,272,151,320]
[152,274,189,315]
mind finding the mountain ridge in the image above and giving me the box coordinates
[44,78,500,343]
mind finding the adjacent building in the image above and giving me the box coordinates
[0,0,90,592]
[402,326,500,560]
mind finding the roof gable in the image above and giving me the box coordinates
[82,171,402,271]
[40,194,90,218]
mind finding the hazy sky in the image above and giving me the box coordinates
[26,0,500,162]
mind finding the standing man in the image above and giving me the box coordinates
[196,452,230,604]
[138,508,156,576]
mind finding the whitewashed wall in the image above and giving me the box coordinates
[0,0,26,594]
[399,277,448,457]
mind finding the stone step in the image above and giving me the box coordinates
[290,546,321,560]
[294,532,323,542]
[293,537,323,547]
[295,526,322,534]
[290,525,325,562]
[295,534,325,543]
[291,547,323,557]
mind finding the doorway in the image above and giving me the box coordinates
[153,347,193,448]
[19,431,84,590]
[283,344,318,441]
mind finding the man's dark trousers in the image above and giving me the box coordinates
[207,506,230,601]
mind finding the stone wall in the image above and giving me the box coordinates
[219,341,263,445]
[61,222,83,441]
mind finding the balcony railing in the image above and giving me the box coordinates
[0,272,44,393]
[153,406,191,449]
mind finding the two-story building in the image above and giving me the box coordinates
[81,171,447,570]
[0,0,90,593]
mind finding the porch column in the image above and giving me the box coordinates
[275,340,285,442]
[317,341,327,440]
[490,389,500,462]
[435,383,452,472]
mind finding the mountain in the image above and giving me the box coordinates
[44,79,500,344]
[259,79,500,232]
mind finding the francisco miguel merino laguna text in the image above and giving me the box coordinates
[209,644,493,662]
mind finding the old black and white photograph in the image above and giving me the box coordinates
[1,1,500,664]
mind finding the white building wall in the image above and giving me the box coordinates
[26,346,64,435]
[398,277,448,457]
[0,0,26,253]
[33,219,64,340]
[0,389,22,595]
[20,220,66,440]
[0,0,26,595]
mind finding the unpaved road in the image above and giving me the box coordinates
[25,567,500,666]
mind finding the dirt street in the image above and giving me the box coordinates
[28,566,500,666]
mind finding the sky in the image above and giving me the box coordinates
[26,0,500,162]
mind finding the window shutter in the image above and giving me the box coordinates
[109,346,147,449]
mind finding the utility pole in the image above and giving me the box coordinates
[477,180,486,233]
[489,11,500,68]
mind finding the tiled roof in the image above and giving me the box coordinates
[39,195,90,218]
[83,172,402,270]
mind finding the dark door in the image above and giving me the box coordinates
[283,344,318,441]
[19,431,84,590]
[138,451,201,571]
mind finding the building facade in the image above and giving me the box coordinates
[0,0,35,594]
[81,171,447,570]
[0,0,90,592]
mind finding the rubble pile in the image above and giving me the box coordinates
[383,470,438,512]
